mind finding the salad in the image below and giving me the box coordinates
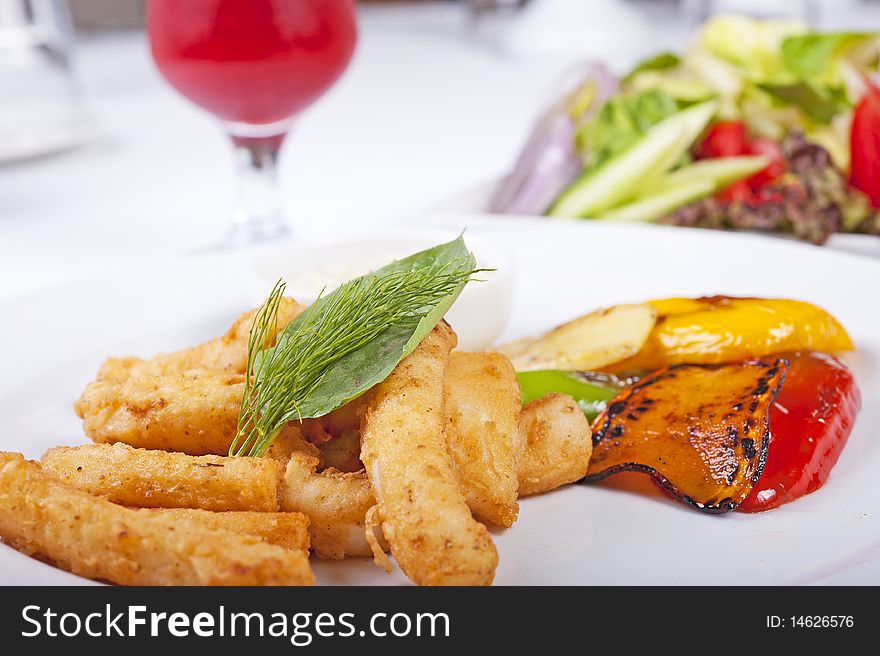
[492,15,880,244]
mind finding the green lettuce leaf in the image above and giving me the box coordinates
[698,15,806,80]
[759,81,846,123]
[623,52,681,83]
[576,88,684,168]
[781,32,876,79]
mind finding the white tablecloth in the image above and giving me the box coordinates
[0,5,564,298]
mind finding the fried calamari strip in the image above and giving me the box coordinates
[97,298,305,380]
[444,351,524,527]
[262,424,310,465]
[361,323,498,586]
[131,509,310,551]
[281,452,383,560]
[273,428,382,560]
[518,393,593,496]
[76,300,305,457]
[75,370,244,456]
[41,443,280,512]
[0,453,313,586]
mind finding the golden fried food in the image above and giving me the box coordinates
[131,508,311,551]
[518,393,593,496]
[78,301,306,457]
[41,443,280,511]
[280,451,383,560]
[97,298,305,380]
[0,453,313,586]
[260,426,381,560]
[262,424,310,465]
[361,323,498,586]
[444,351,524,527]
[75,370,244,456]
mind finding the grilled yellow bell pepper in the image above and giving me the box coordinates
[610,296,854,373]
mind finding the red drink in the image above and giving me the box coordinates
[146,0,357,242]
[147,0,357,127]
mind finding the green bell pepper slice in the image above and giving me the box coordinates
[517,370,624,423]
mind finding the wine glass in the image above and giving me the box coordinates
[147,0,357,244]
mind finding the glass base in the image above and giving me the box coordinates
[223,123,291,246]
[225,118,294,149]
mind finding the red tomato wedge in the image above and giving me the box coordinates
[738,352,861,513]
[850,81,880,208]
[695,120,749,159]
[695,122,786,201]
[746,137,785,189]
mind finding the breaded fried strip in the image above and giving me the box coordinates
[0,453,313,586]
[41,443,279,511]
[77,367,365,460]
[75,371,244,455]
[518,393,593,496]
[273,428,382,560]
[98,298,305,380]
[262,424,310,465]
[361,323,498,586]
[131,509,310,552]
[281,452,383,560]
[444,351,524,527]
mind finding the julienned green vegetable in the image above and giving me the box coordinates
[597,179,714,223]
[598,155,769,221]
[517,370,623,423]
[549,100,717,218]
[649,155,768,193]
[231,236,478,457]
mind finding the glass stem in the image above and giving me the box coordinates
[228,135,289,243]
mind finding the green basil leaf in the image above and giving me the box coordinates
[275,236,475,420]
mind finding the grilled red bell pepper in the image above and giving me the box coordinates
[850,81,880,208]
[738,352,861,512]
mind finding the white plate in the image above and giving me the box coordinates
[2,217,879,585]
[432,177,880,260]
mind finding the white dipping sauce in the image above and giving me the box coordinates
[251,234,515,351]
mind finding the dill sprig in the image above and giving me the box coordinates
[230,255,479,457]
